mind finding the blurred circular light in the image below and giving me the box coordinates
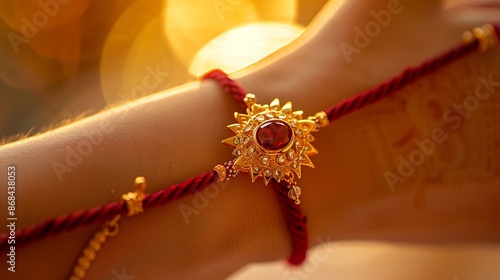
[189,22,303,77]
[100,0,164,103]
[119,16,183,102]
[251,0,297,22]
[164,0,296,67]
[165,0,258,67]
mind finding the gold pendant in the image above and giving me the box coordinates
[218,93,328,204]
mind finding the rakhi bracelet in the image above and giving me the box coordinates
[0,23,497,277]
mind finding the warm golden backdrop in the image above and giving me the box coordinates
[0,0,326,137]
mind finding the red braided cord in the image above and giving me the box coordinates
[203,70,247,108]
[0,171,218,251]
[271,181,308,265]
[325,34,481,121]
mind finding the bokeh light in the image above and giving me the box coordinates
[164,0,296,67]
[189,22,303,77]
[101,0,298,103]
[100,0,164,103]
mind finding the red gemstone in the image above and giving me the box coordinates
[256,120,292,150]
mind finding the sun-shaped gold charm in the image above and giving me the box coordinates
[220,93,328,203]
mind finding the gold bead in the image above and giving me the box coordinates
[83,248,96,260]
[134,176,147,191]
[244,93,256,107]
[89,240,101,251]
[466,23,499,52]
[213,165,226,181]
[74,266,86,278]
[78,257,91,269]
[462,30,474,43]
[315,111,329,128]
[122,177,147,217]
[473,26,487,52]
[95,231,106,243]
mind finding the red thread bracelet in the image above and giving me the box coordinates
[0,23,498,268]
[202,70,310,264]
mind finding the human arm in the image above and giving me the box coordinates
[1,0,500,279]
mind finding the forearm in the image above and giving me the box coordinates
[1,82,236,227]
[0,80,294,279]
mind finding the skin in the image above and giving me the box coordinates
[1,0,500,279]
